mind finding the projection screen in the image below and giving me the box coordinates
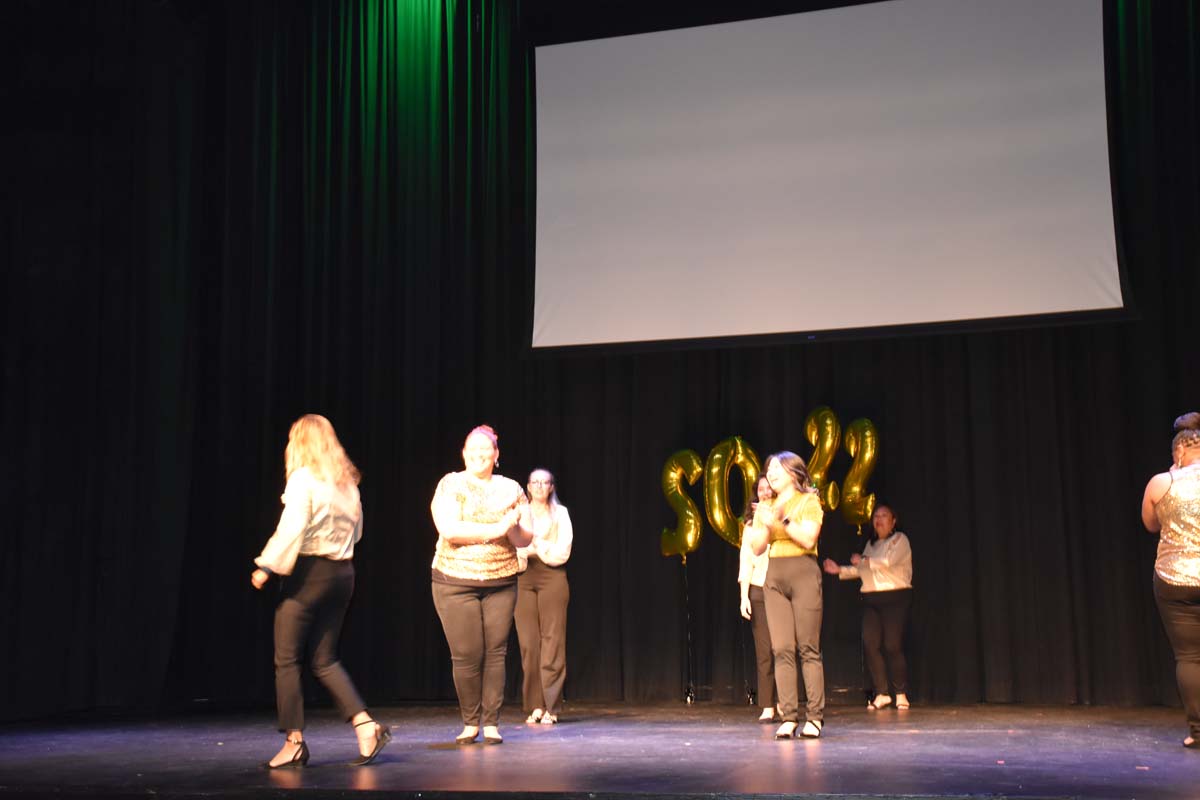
[531,0,1123,350]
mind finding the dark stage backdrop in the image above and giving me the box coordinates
[2,0,1197,722]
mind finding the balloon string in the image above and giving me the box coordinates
[682,558,696,704]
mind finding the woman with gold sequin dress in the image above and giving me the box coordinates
[1141,412,1200,750]
[430,425,534,745]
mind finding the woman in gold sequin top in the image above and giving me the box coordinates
[430,425,534,745]
[1141,412,1200,750]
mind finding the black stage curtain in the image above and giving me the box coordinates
[2,0,1197,721]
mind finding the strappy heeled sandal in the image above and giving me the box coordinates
[800,719,823,738]
[263,737,309,769]
[350,719,392,766]
[525,709,544,724]
[774,721,798,739]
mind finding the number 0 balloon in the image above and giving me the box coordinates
[703,437,762,548]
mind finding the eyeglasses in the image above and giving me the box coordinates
[528,480,553,486]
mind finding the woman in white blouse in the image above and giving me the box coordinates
[515,468,574,724]
[823,504,914,710]
[738,475,778,722]
[250,414,390,768]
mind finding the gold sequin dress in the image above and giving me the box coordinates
[1154,465,1200,587]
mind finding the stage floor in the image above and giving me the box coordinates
[0,702,1196,799]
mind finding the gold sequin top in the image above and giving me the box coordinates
[1154,466,1200,587]
[431,471,527,584]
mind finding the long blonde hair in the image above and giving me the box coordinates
[284,414,361,486]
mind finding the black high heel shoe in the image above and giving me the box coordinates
[263,739,309,769]
[350,719,392,766]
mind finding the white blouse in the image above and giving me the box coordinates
[838,531,913,592]
[517,504,573,571]
[737,522,769,588]
[255,467,363,575]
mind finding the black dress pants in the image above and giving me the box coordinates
[1154,575,1200,738]
[274,556,366,731]
[861,588,912,696]
[432,579,519,727]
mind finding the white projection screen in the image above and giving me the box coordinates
[531,0,1124,350]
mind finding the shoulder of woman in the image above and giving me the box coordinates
[285,466,317,490]
[433,471,465,496]
[1145,470,1173,498]
[796,491,821,511]
[493,473,521,490]
[437,470,464,485]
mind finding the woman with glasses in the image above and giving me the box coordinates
[515,468,574,725]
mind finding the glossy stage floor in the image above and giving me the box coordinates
[0,702,1196,800]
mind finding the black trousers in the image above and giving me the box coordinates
[515,558,570,715]
[862,588,912,696]
[748,585,775,709]
[432,580,518,727]
[764,555,825,723]
[273,556,366,731]
[1154,575,1200,738]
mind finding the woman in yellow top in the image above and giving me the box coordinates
[250,414,390,768]
[430,425,534,745]
[746,452,826,739]
[1141,412,1200,749]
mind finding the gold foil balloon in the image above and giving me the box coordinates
[703,436,762,548]
[660,449,704,562]
[840,417,878,533]
[804,406,842,511]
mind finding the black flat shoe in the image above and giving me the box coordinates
[350,720,392,766]
[263,740,309,769]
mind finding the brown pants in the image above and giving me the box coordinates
[432,580,518,727]
[515,558,569,715]
[764,555,825,724]
[748,585,775,709]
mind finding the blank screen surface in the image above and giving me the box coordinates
[532,0,1120,349]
